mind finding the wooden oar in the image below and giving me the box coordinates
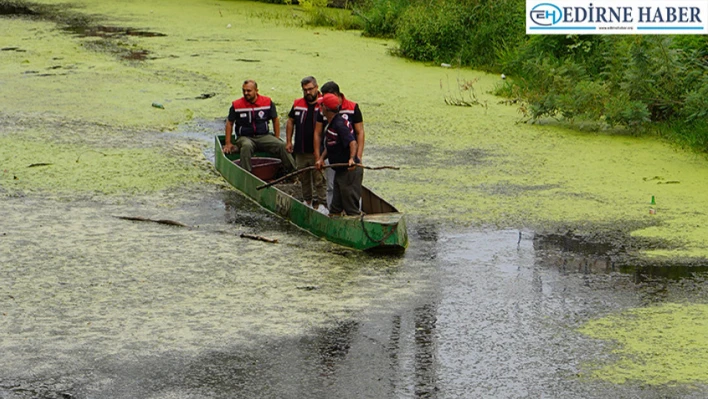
[256,163,399,190]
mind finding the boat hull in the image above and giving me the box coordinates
[214,135,408,252]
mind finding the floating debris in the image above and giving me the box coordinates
[240,233,278,243]
[113,215,189,228]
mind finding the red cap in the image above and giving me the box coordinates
[317,93,340,111]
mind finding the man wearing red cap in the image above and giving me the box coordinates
[223,80,295,174]
[285,76,327,212]
[316,93,361,216]
[313,81,364,208]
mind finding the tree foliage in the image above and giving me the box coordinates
[356,0,708,150]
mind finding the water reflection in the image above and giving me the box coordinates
[533,231,708,283]
[532,232,618,275]
[315,320,358,379]
[410,225,440,397]
[414,303,438,398]
[414,223,440,261]
[629,264,708,282]
[376,302,441,399]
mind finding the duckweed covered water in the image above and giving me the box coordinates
[579,303,708,385]
[2,0,707,258]
[0,192,425,378]
[0,135,210,195]
[2,0,708,396]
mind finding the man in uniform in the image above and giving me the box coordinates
[285,76,327,211]
[316,93,361,216]
[313,81,364,208]
[224,79,295,173]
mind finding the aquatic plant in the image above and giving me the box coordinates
[580,303,708,385]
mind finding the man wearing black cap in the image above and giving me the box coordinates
[316,93,361,216]
[313,81,365,208]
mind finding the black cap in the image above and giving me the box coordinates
[320,81,340,95]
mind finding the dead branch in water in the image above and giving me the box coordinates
[240,233,278,243]
[114,217,279,244]
[113,215,190,228]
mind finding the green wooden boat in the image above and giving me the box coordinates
[214,135,408,253]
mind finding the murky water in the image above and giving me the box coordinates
[2,0,708,397]
[3,206,707,397]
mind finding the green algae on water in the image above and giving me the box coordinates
[0,136,207,195]
[2,0,708,258]
[579,303,708,385]
[0,196,421,358]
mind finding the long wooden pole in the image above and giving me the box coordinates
[256,163,399,190]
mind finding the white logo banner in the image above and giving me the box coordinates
[527,0,708,34]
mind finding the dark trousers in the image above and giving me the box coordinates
[330,167,363,216]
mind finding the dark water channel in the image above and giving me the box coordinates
[2,182,707,398]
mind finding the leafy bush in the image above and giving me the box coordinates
[358,0,410,37]
[391,0,527,70]
[498,34,708,138]
[603,94,651,129]
[655,118,708,153]
[306,6,364,29]
[458,0,526,69]
[681,74,708,123]
[396,2,468,63]
[671,35,708,60]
